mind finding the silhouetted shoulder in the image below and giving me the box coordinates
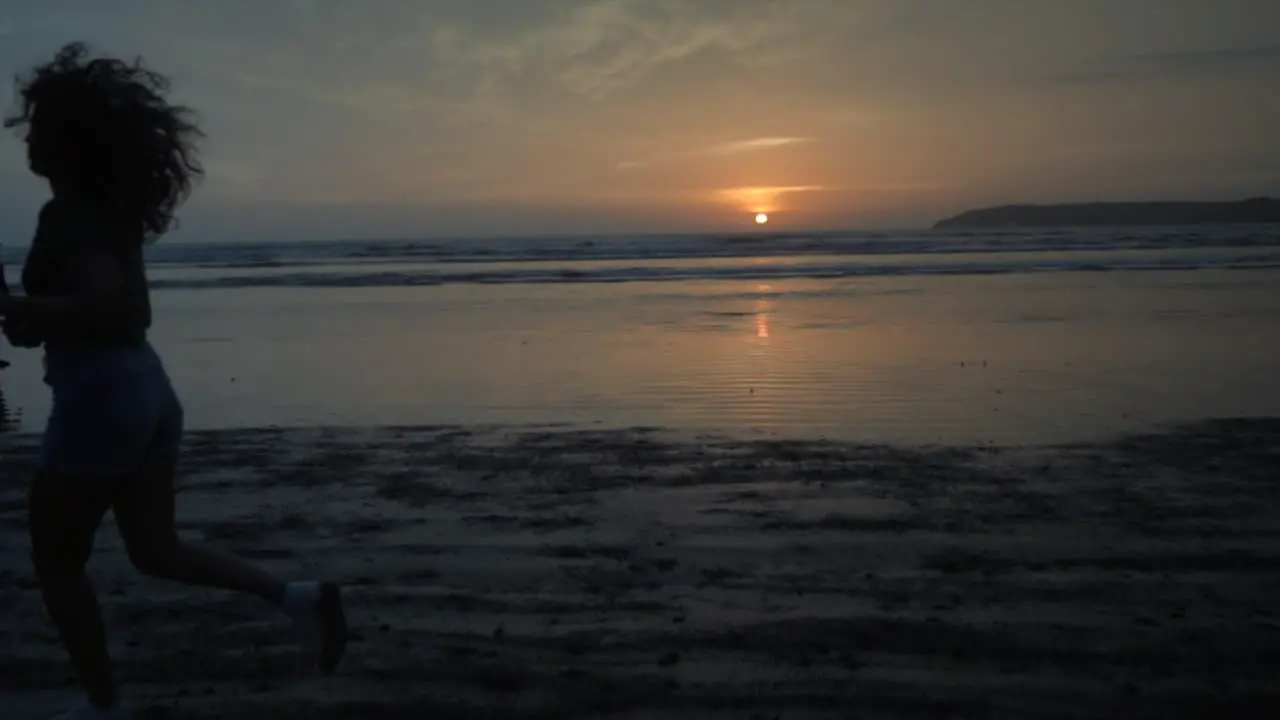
[31,198,92,254]
[23,196,118,297]
[35,196,136,253]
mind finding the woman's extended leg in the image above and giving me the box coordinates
[28,471,121,711]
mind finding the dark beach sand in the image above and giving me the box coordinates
[2,419,1279,719]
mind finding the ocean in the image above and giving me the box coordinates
[2,224,1279,445]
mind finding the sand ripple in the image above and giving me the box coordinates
[1,419,1278,718]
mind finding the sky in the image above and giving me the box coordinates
[0,0,1278,241]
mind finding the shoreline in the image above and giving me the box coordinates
[3,411,1272,451]
[2,418,1278,718]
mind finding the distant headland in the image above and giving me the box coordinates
[933,197,1280,230]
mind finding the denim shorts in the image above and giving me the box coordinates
[41,341,185,477]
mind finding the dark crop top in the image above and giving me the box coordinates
[20,195,152,348]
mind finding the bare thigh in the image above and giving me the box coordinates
[112,453,181,560]
[113,357,186,554]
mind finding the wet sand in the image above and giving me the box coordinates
[1,419,1279,719]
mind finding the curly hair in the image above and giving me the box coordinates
[4,42,204,241]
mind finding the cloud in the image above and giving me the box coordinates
[617,135,812,171]
[132,0,813,143]
[708,137,811,155]
[1049,45,1280,84]
[544,0,792,98]
[717,184,827,211]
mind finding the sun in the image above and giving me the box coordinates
[754,212,769,225]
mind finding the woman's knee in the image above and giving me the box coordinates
[28,471,110,578]
[126,549,166,578]
[124,534,183,578]
[113,452,182,578]
[30,539,87,580]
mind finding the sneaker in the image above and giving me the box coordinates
[55,700,132,719]
[281,580,347,673]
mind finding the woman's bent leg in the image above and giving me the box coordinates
[113,452,286,601]
[114,452,347,671]
[116,353,346,672]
